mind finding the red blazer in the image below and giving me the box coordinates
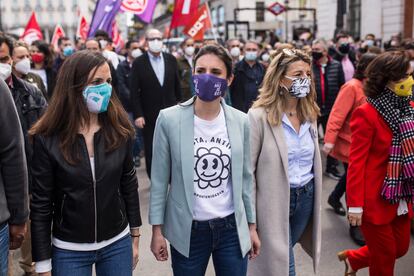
[346,102,413,225]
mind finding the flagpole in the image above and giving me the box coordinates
[205,2,218,43]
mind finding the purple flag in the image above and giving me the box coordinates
[120,0,157,23]
[88,0,122,38]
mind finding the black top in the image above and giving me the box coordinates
[230,59,265,113]
[30,132,142,262]
[129,52,181,126]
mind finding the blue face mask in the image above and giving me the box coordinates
[245,51,258,61]
[63,46,74,57]
[83,83,112,113]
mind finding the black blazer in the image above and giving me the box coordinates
[129,52,181,127]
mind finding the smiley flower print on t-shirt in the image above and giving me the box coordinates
[194,147,230,189]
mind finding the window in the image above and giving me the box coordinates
[212,8,218,26]
[218,5,224,25]
[256,2,265,22]
[347,0,361,38]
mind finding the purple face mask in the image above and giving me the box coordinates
[192,74,228,102]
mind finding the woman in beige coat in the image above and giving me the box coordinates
[248,48,322,276]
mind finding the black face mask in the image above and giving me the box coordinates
[338,43,350,54]
[312,51,323,61]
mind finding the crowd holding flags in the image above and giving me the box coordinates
[19,0,215,48]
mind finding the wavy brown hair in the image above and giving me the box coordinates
[364,51,411,98]
[29,51,134,164]
[252,48,320,125]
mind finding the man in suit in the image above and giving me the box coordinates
[130,29,181,178]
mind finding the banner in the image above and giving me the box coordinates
[50,25,66,50]
[76,15,89,40]
[88,0,122,38]
[111,20,124,52]
[170,0,200,30]
[120,0,157,23]
[182,3,212,41]
[20,12,43,45]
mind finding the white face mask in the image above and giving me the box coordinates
[410,60,414,70]
[99,40,108,49]
[184,46,195,57]
[131,48,143,59]
[230,47,240,57]
[148,39,163,53]
[0,63,12,80]
[262,53,270,62]
[14,58,31,75]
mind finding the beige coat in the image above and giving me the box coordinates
[247,107,322,276]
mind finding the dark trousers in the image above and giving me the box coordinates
[142,126,154,178]
[330,163,348,201]
[318,114,339,170]
[171,214,247,276]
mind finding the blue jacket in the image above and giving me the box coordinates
[149,97,255,257]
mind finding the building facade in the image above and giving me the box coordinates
[317,0,414,41]
[150,0,317,42]
[0,0,96,40]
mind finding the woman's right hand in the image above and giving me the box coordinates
[39,272,51,276]
[151,225,168,261]
[348,212,363,226]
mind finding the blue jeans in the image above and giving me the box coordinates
[52,235,132,276]
[128,112,143,158]
[289,180,314,276]
[171,213,247,276]
[0,224,8,276]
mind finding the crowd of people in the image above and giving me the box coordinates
[0,26,413,276]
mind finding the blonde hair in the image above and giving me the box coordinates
[252,48,320,126]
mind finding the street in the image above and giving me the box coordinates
[9,159,414,276]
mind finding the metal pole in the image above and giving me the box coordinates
[233,9,238,38]
[313,9,317,38]
[0,1,3,31]
[284,1,289,42]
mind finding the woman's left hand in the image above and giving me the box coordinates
[322,143,334,155]
[248,225,261,260]
[132,236,140,270]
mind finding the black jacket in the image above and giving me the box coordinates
[30,133,142,262]
[312,58,345,116]
[0,79,29,226]
[230,59,265,113]
[9,75,47,190]
[116,59,133,112]
[129,52,181,126]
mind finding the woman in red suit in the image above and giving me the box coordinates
[338,51,414,276]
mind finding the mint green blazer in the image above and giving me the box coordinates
[149,97,255,258]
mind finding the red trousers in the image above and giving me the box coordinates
[347,215,411,276]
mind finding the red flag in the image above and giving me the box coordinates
[20,12,43,45]
[182,3,212,41]
[170,0,200,31]
[112,21,124,52]
[50,25,66,50]
[76,16,89,40]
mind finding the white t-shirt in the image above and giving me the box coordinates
[29,68,47,90]
[193,107,234,221]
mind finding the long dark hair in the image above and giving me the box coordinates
[32,40,54,69]
[364,51,411,98]
[30,51,134,164]
[353,53,377,81]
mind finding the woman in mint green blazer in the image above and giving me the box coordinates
[149,45,260,276]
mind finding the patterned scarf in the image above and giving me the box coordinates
[367,88,414,204]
